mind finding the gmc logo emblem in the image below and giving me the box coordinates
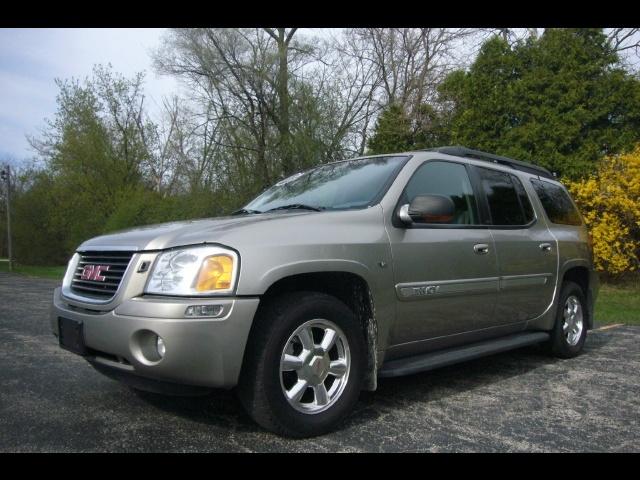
[80,265,110,282]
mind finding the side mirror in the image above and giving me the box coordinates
[399,194,455,225]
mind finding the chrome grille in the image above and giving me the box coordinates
[70,251,135,299]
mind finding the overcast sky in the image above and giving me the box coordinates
[0,28,180,164]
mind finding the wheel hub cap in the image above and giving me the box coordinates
[307,354,330,383]
[280,319,351,414]
[563,295,584,346]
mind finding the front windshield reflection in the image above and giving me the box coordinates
[245,156,408,213]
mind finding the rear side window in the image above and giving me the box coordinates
[475,167,534,226]
[530,179,582,226]
[511,174,535,223]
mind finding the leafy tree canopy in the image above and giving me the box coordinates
[439,29,640,178]
[367,103,451,155]
[367,104,413,154]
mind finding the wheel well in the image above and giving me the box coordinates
[562,266,592,328]
[563,267,589,294]
[258,272,378,391]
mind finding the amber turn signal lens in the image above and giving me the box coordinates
[195,255,234,292]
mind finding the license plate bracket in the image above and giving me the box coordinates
[58,317,88,355]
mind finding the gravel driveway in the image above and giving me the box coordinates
[0,272,638,452]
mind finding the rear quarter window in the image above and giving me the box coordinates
[530,179,583,226]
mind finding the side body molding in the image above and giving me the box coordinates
[396,277,499,301]
[395,273,554,302]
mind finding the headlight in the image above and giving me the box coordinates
[145,246,239,296]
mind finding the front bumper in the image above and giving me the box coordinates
[51,287,260,389]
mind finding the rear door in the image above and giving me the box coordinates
[471,166,557,326]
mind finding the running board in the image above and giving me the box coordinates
[378,331,550,378]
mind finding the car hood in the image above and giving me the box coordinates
[77,212,315,252]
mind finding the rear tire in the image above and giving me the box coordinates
[548,281,588,358]
[237,291,366,438]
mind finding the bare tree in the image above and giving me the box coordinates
[607,28,640,54]
[606,28,640,71]
[328,28,479,151]
[154,28,320,190]
[264,28,297,173]
[134,95,185,194]
[92,65,149,186]
[153,28,524,192]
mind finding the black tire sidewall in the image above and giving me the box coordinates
[258,293,366,437]
[551,281,588,358]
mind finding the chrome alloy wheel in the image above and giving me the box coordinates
[563,295,584,346]
[279,319,351,414]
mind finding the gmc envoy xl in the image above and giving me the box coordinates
[51,146,598,437]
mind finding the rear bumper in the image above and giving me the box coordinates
[51,287,260,389]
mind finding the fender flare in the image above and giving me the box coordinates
[255,259,375,295]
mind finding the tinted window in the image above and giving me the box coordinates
[531,179,582,226]
[245,156,407,212]
[404,161,478,225]
[476,167,530,226]
[511,174,535,223]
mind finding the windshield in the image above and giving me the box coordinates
[244,156,409,213]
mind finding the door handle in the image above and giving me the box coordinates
[473,243,490,255]
[539,243,552,252]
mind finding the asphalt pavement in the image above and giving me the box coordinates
[0,272,638,452]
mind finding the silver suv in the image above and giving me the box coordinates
[51,146,598,437]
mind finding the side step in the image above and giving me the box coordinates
[378,331,550,378]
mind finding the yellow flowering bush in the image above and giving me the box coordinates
[566,146,640,276]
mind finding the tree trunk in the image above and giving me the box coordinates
[276,28,292,176]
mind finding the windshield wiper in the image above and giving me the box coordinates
[231,208,263,215]
[266,204,324,212]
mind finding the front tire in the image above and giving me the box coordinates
[548,281,588,358]
[237,291,366,438]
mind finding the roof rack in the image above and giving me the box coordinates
[425,146,556,180]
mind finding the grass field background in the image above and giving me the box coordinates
[0,262,66,279]
[595,281,640,326]
[1,261,638,326]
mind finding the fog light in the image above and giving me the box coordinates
[185,305,224,317]
[156,336,166,358]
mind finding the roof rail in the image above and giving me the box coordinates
[425,146,556,180]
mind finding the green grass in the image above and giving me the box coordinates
[1,260,638,325]
[0,261,66,280]
[595,281,640,326]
